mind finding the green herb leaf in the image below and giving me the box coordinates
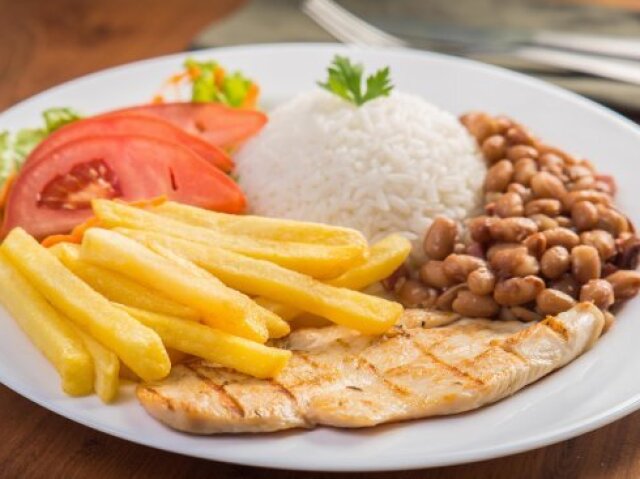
[318,56,393,106]
[42,107,82,133]
[13,128,47,165]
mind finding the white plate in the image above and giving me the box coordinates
[1,44,639,472]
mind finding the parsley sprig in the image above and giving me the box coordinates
[318,56,393,106]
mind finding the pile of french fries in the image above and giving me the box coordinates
[0,199,410,403]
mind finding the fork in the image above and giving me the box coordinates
[302,0,640,86]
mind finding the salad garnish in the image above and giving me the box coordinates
[318,56,393,106]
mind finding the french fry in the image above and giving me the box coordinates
[118,231,402,335]
[50,243,200,320]
[1,228,170,382]
[255,235,411,322]
[147,242,289,339]
[119,305,291,379]
[80,228,269,343]
[154,201,368,246]
[0,251,94,396]
[92,199,366,279]
[326,234,411,289]
[70,324,120,403]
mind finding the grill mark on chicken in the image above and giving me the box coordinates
[183,362,246,418]
[137,305,605,434]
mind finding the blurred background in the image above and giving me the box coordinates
[1,0,639,118]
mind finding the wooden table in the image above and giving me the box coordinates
[1,1,639,477]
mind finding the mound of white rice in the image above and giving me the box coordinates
[235,90,485,252]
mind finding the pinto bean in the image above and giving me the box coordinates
[567,165,593,182]
[489,247,539,278]
[505,126,535,146]
[563,190,612,210]
[549,274,580,299]
[542,227,580,250]
[461,112,498,142]
[485,160,514,193]
[540,246,570,279]
[539,153,565,174]
[513,158,538,186]
[488,217,538,242]
[571,200,598,231]
[605,271,640,301]
[571,245,601,284]
[506,183,533,203]
[452,291,500,318]
[536,289,576,315]
[419,261,454,289]
[486,243,526,261]
[481,135,507,163]
[580,230,616,260]
[493,276,545,306]
[397,280,438,308]
[423,217,458,260]
[494,192,524,218]
[467,267,496,296]
[509,306,543,322]
[436,284,468,311]
[442,254,486,282]
[596,205,629,237]
[524,199,562,217]
[468,216,498,243]
[507,145,539,161]
[580,279,615,310]
[616,235,640,270]
[523,232,547,258]
[531,171,567,199]
[528,214,559,231]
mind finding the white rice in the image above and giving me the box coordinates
[235,90,485,253]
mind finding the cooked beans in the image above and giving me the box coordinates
[507,145,538,161]
[467,267,496,295]
[495,192,524,218]
[524,199,561,217]
[485,160,514,193]
[536,288,576,315]
[423,217,458,260]
[531,172,567,199]
[580,279,614,310]
[528,214,559,231]
[580,230,616,260]
[596,205,629,237]
[494,276,545,306]
[419,261,453,289]
[513,158,538,186]
[540,246,571,280]
[542,227,580,250]
[603,311,615,333]
[468,216,497,243]
[452,290,500,317]
[571,200,598,231]
[489,247,539,278]
[489,217,538,242]
[442,254,486,282]
[436,284,468,311]
[397,280,437,308]
[523,232,547,258]
[410,112,640,322]
[461,112,498,142]
[605,271,640,301]
[481,135,507,163]
[571,245,601,284]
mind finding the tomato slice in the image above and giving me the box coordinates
[26,113,234,172]
[2,135,246,238]
[110,102,267,148]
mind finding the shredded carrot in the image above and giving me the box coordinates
[214,66,226,88]
[0,173,17,210]
[127,195,168,209]
[41,216,101,248]
[241,83,260,110]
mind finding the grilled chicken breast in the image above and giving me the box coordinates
[137,303,604,433]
